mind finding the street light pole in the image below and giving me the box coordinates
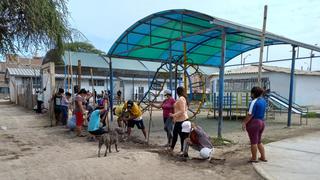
[243,54,251,66]
[309,44,317,71]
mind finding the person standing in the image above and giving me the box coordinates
[52,88,64,125]
[74,89,87,137]
[169,87,189,153]
[36,88,46,113]
[117,90,122,105]
[94,89,97,104]
[152,89,175,146]
[242,86,267,163]
[61,92,71,125]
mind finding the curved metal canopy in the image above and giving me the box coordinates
[108,9,320,67]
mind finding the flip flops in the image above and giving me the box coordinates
[259,157,268,162]
[247,158,268,163]
[247,159,259,163]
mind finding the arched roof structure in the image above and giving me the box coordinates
[107,9,320,67]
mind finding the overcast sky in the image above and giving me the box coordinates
[67,0,320,70]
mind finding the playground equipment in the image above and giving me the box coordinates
[138,58,206,119]
[206,90,308,125]
[207,92,250,120]
[265,91,308,124]
[106,9,320,137]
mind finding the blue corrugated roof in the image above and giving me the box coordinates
[107,9,320,67]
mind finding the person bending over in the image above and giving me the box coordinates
[122,100,147,140]
[182,123,214,159]
[88,107,108,136]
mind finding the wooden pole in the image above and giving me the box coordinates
[68,52,74,95]
[147,105,152,145]
[90,68,95,106]
[258,5,268,87]
[49,62,55,127]
[67,64,70,92]
[183,42,187,91]
[77,60,81,90]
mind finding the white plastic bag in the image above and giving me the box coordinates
[67,115,76,130]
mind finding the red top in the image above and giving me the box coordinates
[161,97,175,118]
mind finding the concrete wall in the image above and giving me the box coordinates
[9,76,16,103]
[267,72,293,100]
[52,77,166,103]
[8,77,24,104]
[42,63,55,109]
[295,75,320,107]
[216,71,320,106]
[120,78,167,102]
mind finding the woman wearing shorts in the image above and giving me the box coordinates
[74,89,87,137]
[242,86,267,163]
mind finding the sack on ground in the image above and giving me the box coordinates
[67,115,76,130]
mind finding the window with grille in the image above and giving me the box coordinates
[89,80,105,86]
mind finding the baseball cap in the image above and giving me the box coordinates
[127,100,133,108]
[181,121,191,133]
[164,89,172,96]
[199,147,214,159]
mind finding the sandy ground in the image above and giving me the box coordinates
[1,101,320,180]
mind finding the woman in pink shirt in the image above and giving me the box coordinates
[169,87,189,152]
[152,89,175,146]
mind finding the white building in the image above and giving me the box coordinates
[212,65,320,107]
[45,51,216,103]
[43,51,170,104]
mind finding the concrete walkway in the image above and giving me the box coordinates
[253,131,320,180]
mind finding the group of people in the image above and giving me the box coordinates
[152,87,214,159]
[50,88,110,137]
[149,85,268,161]
[48,85,268,162]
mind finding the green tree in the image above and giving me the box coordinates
[64,42,106,55]
[0,0,72,55]
[43,41,106,65]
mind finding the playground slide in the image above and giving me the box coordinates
[267,92,306,115]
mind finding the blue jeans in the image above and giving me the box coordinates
[61,106,68,125]
[164,117,173,144]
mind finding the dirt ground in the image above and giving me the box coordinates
[1,101,320,180]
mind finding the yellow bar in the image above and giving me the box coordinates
[183,42,187,90]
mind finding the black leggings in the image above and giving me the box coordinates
[89,128,107,136]
[171,121,189,151]
[37,100,43,113]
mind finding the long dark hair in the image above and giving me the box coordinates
[176,86,189,106]
[251,86,264,99]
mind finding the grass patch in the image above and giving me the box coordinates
[302,112,319,118]
[261,138,275,144]
[210,137,234,146]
